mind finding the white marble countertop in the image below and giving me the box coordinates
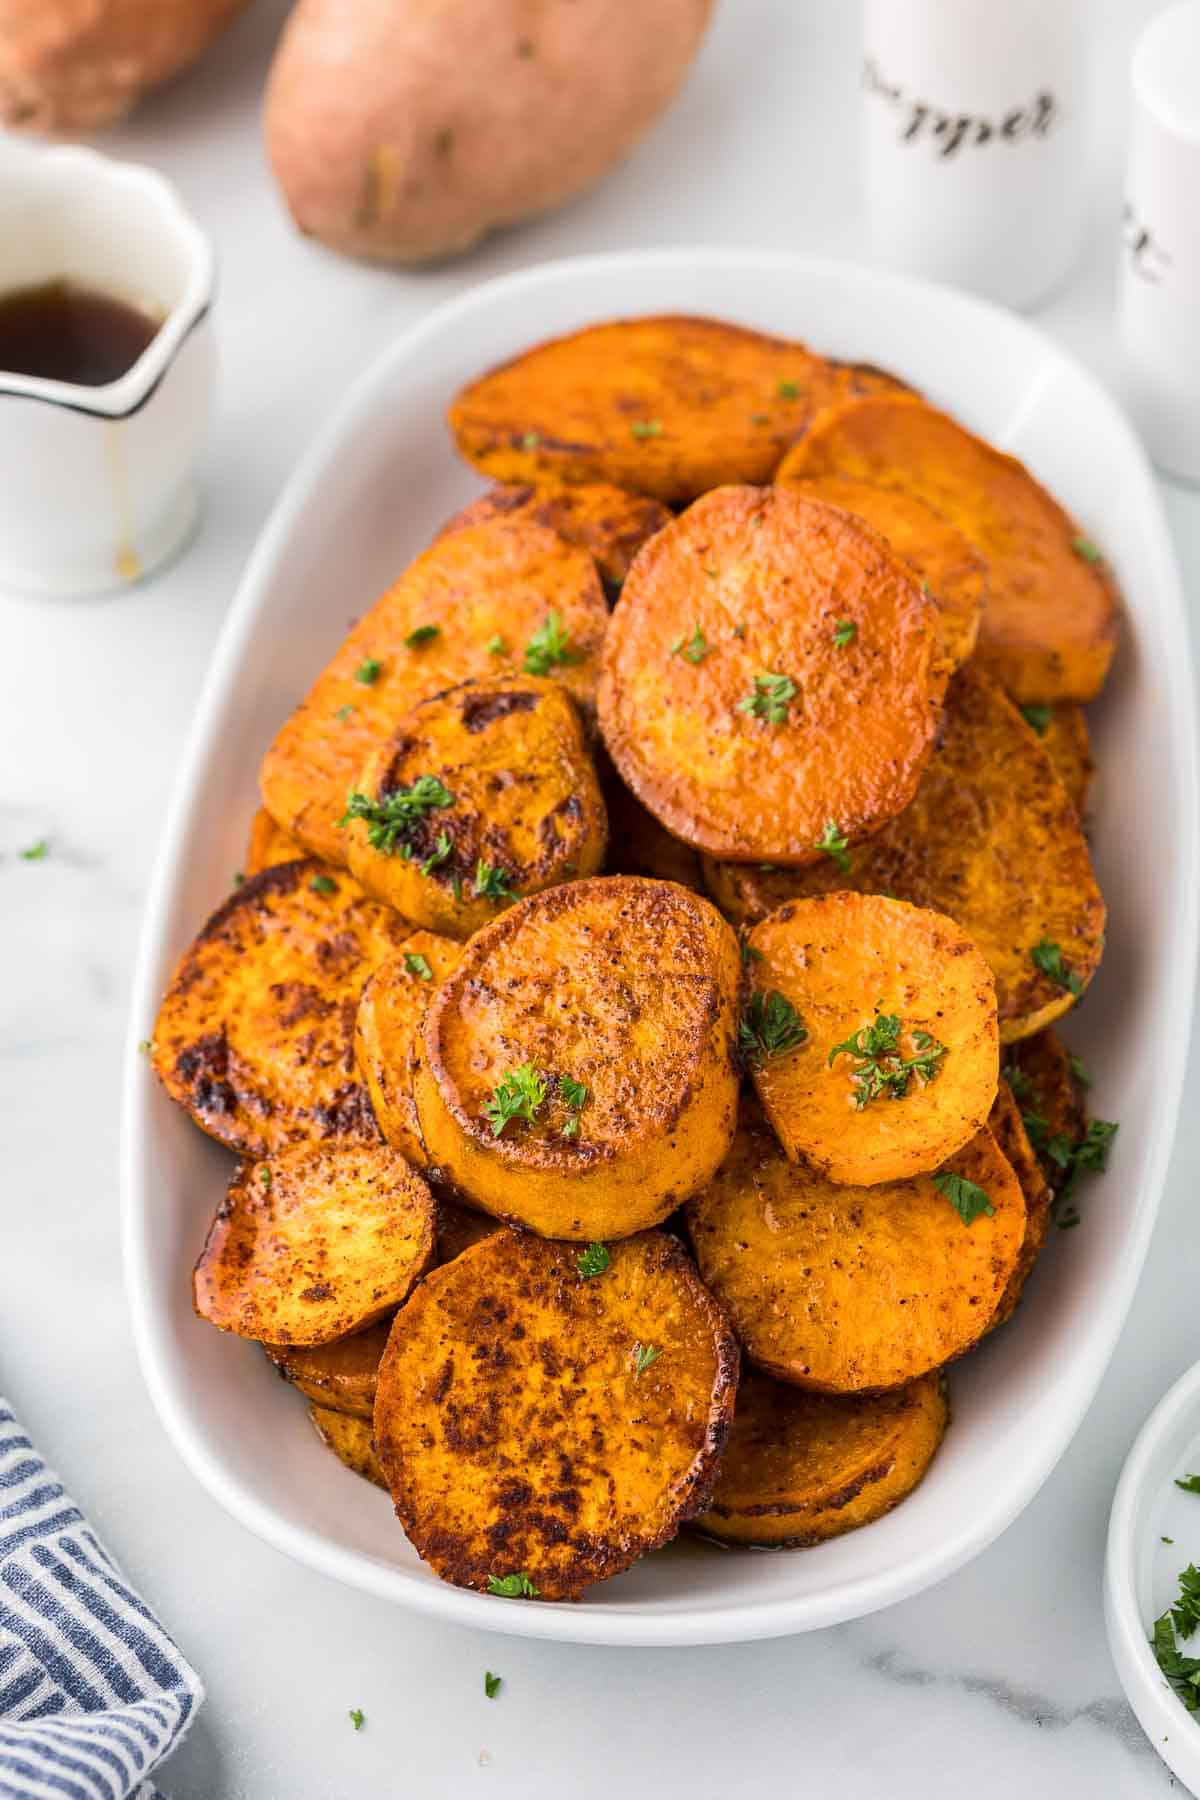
[3,2,1199,1794]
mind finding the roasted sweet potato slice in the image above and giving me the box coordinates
[703,667,1106,1041]
[440,480,671,596]
[986,1080,1052,1330]
[686,1104,1025,1392]
[1023,702,1093,818]
[772,473,984,675]
[151,860,412,1156]
[780,392,1119,703]
[448,315,906,504]
[597,749,703,890]
[373,1228,738,1599]
[245,806,304,875]
[354,931,463,1168]
[343,676,606,935]
[1001,1028,1088,1189]
[259,513,609,865]
[266,1316,393,1417]
[692,1368,948,1547]
[309,1404,386,1488]
[414,876,741,1238]
[193,1143,435,1345]
[745,892,998,1186]
[599,485,942,863]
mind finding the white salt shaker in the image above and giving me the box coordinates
[1119,0,1200,487]
[861,0,1089,310]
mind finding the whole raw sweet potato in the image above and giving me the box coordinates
[264,0,715,263]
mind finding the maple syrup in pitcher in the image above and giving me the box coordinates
[0,278,160,386]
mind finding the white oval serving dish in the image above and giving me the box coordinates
[122,250,1198,1646]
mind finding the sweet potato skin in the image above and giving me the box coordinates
[746,892,999,1186]
[193,1143,435,1345]
[440,481,671,597]
[704,667,1106,1042]
[343,676,607,935]
[151,859,413,1156]
[373,1228,738,1599]
[692,1368,948,1547]
[309,1404,387,1488]
[259,514,609,865]
[414,876,741,1238]
[449,315,907,503]
[267,1316,393,1417]
[354,932,463,1167]
[782,392,1119,703]
[245,806,305,876]
[686,1104,1025,1392]
[599,485,942,862]
[986,1080,1052,1330]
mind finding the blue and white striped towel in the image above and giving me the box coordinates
[0,1399,203,1800]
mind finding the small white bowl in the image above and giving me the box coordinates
[1106,1358,1200,1793]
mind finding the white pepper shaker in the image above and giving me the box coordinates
[861,0,1089,310]
[1119,0,1200,487]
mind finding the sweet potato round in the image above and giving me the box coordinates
[194,1143,435,1346]
[686,1105,1025,1392]
[746,892,999,1187]
[449,315,906,503]
[266,1317,393,1418]
[692,1368,948,1547]
[782,392,1119,703]
[440,481,671,597]
[309,1404,386,1488]
[703,667,1106,1041]
[986,1080,1052,1331]
[151,860,411,1157]
[264,0,714,264]
[1002,1028,1088,1191]
[598,485,942,862]
[414,875,741,1238]
[1032,703,1094,818]
[259,513,609,866]
[244,806,304,876]
[354,932,463,1167]
[373,1228,738,1599]
[343,676,606,935]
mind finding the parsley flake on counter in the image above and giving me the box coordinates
[524,609,578,676]
[309,874,336,895]
[932,1168,994,1226]
[629,419,662,440]
[828,1013,947,1108]
[632,1343,662,1377]
[833,619,857,648]
[349,1709,365,1731]
[1176,1475,1200,1495]
[738,671,796,725]
[1072,535,1103,565]
[483,1064,547,1137]
[1021,703,1051,735]
[339,776,454,854]
[813,818,852,872]
[354,657,382,685]
[20,839,48,861]
[474,858,517,901]
[1031,937,1083,996]
[404,624,440,648]
[404,952,434,982]
[487,1571,540,1598]
[577,1242,610,1280]
[420,830,453,876]
[738,990,807,1065]
[670,623,711,665]
[484,1671,502,1699]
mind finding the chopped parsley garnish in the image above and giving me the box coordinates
[560,1074,588,1110]
[335,703,355,721]
[232,870,245,886]
[932,1168,994,1225]
[1031,937,1083,997]
[740,941,763,964]
[483,1063,547,1136]
[474,858,517,901]
[737,671,796,725]
[487,1571,540,1597]
[339,776,454,854]
[632,1343,662,1377]
[778,380,800,399]
[1152,1566,1200,1712]
[630,419,662,440]
[20,839,48,861]
[137,1040,152,1055]
[738,990,807,1065]
[1021,703,1052,735]
[354,657,383,685]
[670,623,711,665]
[1072,535,1103,565]
[452,874,463,902]
[349,1709,365,1731]
[577,1241,610,1279]
[1176,1475,1200,1495]
[813,818,852,872]
[750,412,769,425]
[258,1165,272,1190]
[309,873,336,895]
[521,431,541,450]
[486,634,508,656]
[484,1671,502,1699]
[404,624,440,648]
[1068,1054,1092,1086]
[524,609,579,676]
[828,1013,947,1108]
[420,830,453,875]
[404,952,434,982]
[1002,1062,1032,1101]
[833,619,857,648]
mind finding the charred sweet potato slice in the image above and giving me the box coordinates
[703,667,1106,1041]
[598,485,942,863]
[745,892,998,1186]
[414,876,741,1238]
[266,1316,393,1417]
[245,806,305,875]
[309,1405,387,1488]
[772,473,984,675]
[439,480,671,596]
[447,314,907,504]
[686,1104,1025,1392]
[342,676,606,936]
[1001,1028,1088,1189]
[692,1367,948,1547]
[259,513,609,865]
[151,860,412,1156]
[1024,702,1093,818]
[986,1080,1052,1330]
[193,1143,435,1345]
[373,1228,738,1599]
[782,392,1119,703]
[354,931,463,1168]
